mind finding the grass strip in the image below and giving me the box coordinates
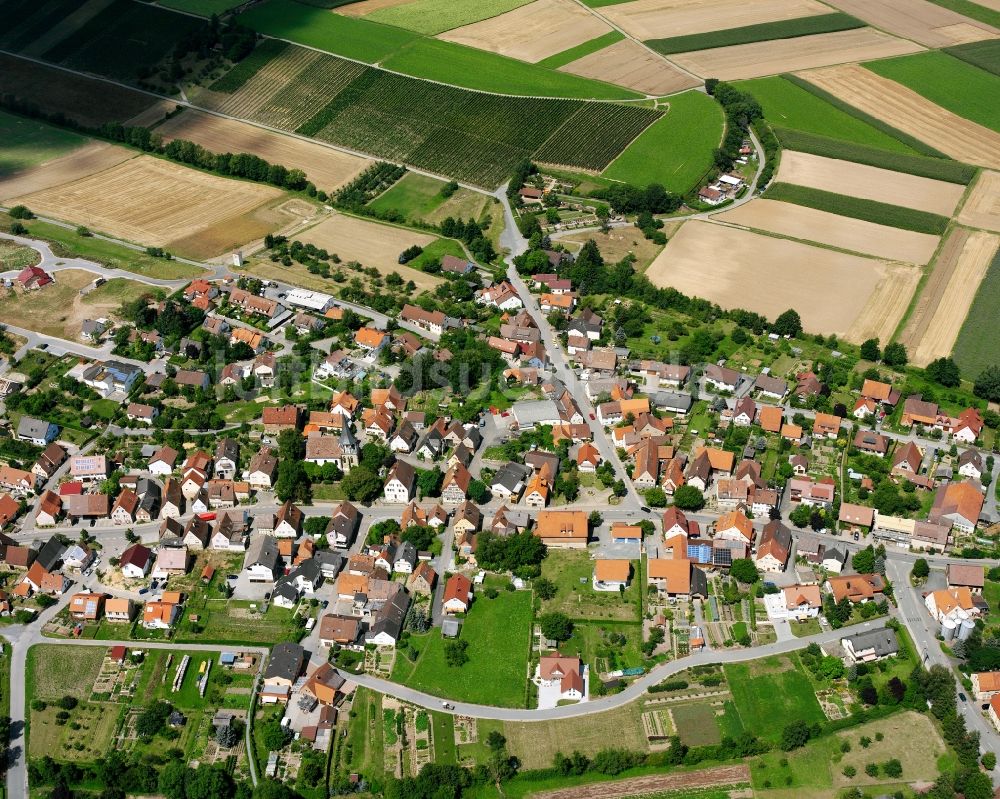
[536,31,624,69]
[945,39,1000,76]
[783,73,952,159]
[764,182,951,234]
[925,0,1000,28]
[772,128,976,184]
[208,38,288,93]
[646,13,863,55]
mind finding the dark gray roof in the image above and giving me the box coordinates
[273,577,298,603]
[246,535,280,572]
[17,416,53,440]
[394,541,418,568]
[652,392,693,412]
[290,559,322,584]
[265,642,305,682]
[215,438,240,463]
[34,536,65,572]
[365,590,410,642]
[844,627,898,658]
[492,462,529,492]
[691,567,708,598]
[314,550,345,577]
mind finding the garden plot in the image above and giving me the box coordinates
[774,150,966,216]
[799,64,1000,169]
[438,0,611,63]
[718,199,940,264]
[0,239,40,270]
[957,170,1000,232]
[560,39,700,95]
[647,221,918,340]
[822,0,999,47]
[670,27,922,80]
[599,0,830,41]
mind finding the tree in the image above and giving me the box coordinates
[417,467,443,498]
[259,721,292,751]
[789,503,812,528]
[157,761,188,799]
[216,720,244,748]
[534,577,557,600]
[135,701,172,741]
[780,720,811,751]
[982,752,996,770]
[860,338,880,361]
[974,366,1000,402]
[882,342,908,367]
[852,546,875,574]
[843,765,857,778]
[467,478,490,503]
[926,356,961,387]
[645,486,667,507]
[539,612,573,642]
[912,558,929,580]
[864,763,879,777]
[672,484,705,511]
[444,639,470,667]
[341,465,382,503]
[730,558,759,584]
[772,309,802,338]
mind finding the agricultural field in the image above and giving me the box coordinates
[799,64,1000,169]
[391,589,533,707]
[0,110,87,175]
[438,0,612,63]
[957,170,1000,232]
[946,38,1000,75]
[0,143,135,202]
[154,110,371,192]
[952,249,1000,378]
[723,655,824,742]
[158,0,246,15]
[365,0,536,35]
[668,27,922,80]
[0,239,40,270]
[537,31,624,68]
[866,51,1000,134]
[9,155,286,257]
[602,90,722,193]
[366,173,492,225]
[599,0,831,41]
[736,75,921,154]
[671,701,722,746]
[538,550,641,621]
[718,199,941,264]
[646,221,920,342]
[821,0,999,46]
[773,150,966,216]
[0,53,157,127]
[559,38,700,95]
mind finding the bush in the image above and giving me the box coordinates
[864,763,879,777]
[31,700,46,712]
[58,696,78,711]
[8,205,34,219]
[983,752,997,770]
[882,758,902,778]
[843,765,856,778]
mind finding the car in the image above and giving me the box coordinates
[322,600,329,608]
[959,692,968,701]
[853,532,860,541]
[138,587,148,595]
[478,418,486,428]
[38,343,48,350]
[441,701,453,710]
[227,574,239,582]
[589,412,596,421]
[640,506,651,513]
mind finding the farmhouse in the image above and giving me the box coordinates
[646,558,706,598]
[930,480,984,533]
[534,511,588,549]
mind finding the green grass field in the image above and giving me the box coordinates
[603,90,723,193]
[536,31,624,69]
[366,172,451,220]
[737,76,919,154]
[365,0,534,35]
[409,237,468,270]
[945,39,1000,77]
[764,182,950,234]
[724,655,824,742]
[865,51,1000,134]
[0,110,86,175]
[538,549,641,622]
[671,702,722,746]
[952,247,1000,378]
[925,0,1000,27]
[646,13,863,55]
[392,589,532,707]
[157,0,245,15]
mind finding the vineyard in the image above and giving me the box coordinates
[205,42,662,186]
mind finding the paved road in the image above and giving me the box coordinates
[3,321,159,371]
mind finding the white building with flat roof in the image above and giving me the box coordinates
[286,288,334,313]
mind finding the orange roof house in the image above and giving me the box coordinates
[826,574,884,604]
[593,559,631,587]
[694,447,734,473]
[534,511,588,548]
[813,412,843,438]
[354,327,388,350]
[758,405,782,433]
[715,510,753,543]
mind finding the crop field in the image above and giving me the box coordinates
[599,0,830,41]
[0,53,156,127]
[438,0,612,64]
[952,246,1000,376]
[646,12,865,55]
[602,90,722,192]
[669,27,922,80]
[158,0,246,15]
[719,199,941,264]
[647,221,919,341]
[205,42,659,186]
[538,31,624,69]
[155,110,371,191]
[946,38,1000,75]
[821,0,999,46]
[364,0,536,34]
[774,150,966,215]
[957,170,1000,232]
[0,110,87,176]
[799,64,1000,169]
[866,51,1000,134]
[10,155,284,252]
[364,172,490,225]
[560,38,700,95]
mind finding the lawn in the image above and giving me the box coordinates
[603,90,723,194]
[982,579,1000,629]
[367,173,451,221]
[737,75,919,154]
[539,549,641,622]
[30,700,118,762]
[83,277,164,306]
[952,247,1000,378]
[671,701,722,746]
[136,649,224,710]
[789,618,822,637]
[344,687,384,775]
[0,109,86,175]
[27,645,105,700]
[724,655,824,742]
[392,589,532,707]
[176,598,300,645]
[365,0,534,35]
[562,621,646,679]
[866,51,1000,134]
[536,31,624,69]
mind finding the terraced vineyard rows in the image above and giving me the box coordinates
[206,41,662,186]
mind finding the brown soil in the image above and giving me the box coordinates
[956,170,1000,233]
[821,0,998,46]
[600,0,828,40]
[527,764,750,799]
[560,39,699,95]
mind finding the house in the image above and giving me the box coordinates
[148,446,178,477]
[33,491,61,527]
[755,520,791,573]
[319,614,362,648]
[853,397,878,420]
[407,561,436,596]
[731,396,756,427]
[66,493,109,520]
[383,461,416,504]
[758,405,783,434]
[273,500,303,539]
[69,455,109,483]
[452,500,482,535]
[952,408,984,443]
[17,416,58,446]
[575,442,601,472]
[400,304,446,336]
[647,559,707,598]
[262,405,301,434]
[491,463,529,502]
[17,265,52,290]
[105,598,133,623]
[247,448,278,491]
[754,374,787,400]
[393,541,418,574]
[826,574,884,604]
[111,489,140,526]
[244,536,281,582]
[929,480,984,533]
[662,507,697,539]
[253,352,277,387]
[610,523,642,544]
[947,563,985,593]
[263,642,305,701]
[593,559,630,592]
[902,395,948,429]
[289,559,323,594]
[160,478,183,519]
[715,511,753,544]
[441,254,475,275]
[389,421,418,454]
[534,511,588,549]
[120,544,152,579]
[853,430,889,457]
[125,403,158,425]
[536,654,585,702]
[151,546,189,579]
[212,513,247,551]
[813,413,842,439]
[441,464,471,504]
[766,584,821,621]
[79,360,141,397]
[325,501,360,548]
[839,503,875,530]
[32,442,67,483]
[174,369,210,391]
[789,476,835,508]
[842,628,899,664]
[892,442,923,474]
[443,574,473,614]
[703,364,740,392]
[142,594,183,629]
[366,590,410,646]
[354,326,389,354]
[69,592,105,621]
[958,449,984,480]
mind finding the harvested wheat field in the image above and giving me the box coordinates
[438,0,611,63]
[719,199,940,264]
[957,171,1000,233]
[800,65,1000,169]
[0,143,135,202]
[822,0,998,47]
[647,220,917,339]
[671,28,922,80]
[845,261,928,345]
[560,39,699,95]
[10,155,283,253]
[337,0,410,15]
[156,111,370,191]
[124,99,178,128]
[600,0,828,41]
[775,151,966,216]
[903,228,1000,365]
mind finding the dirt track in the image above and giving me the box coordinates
[670,27,922,80]
[799,65,1000,169]
[821,0,998,46]
[775,150,966,216]
[600,0,827,40]
[957,171,1000,233]
[560,39,699,95]
[527,764,750,799]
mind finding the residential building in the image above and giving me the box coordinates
[842,628,899,663]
